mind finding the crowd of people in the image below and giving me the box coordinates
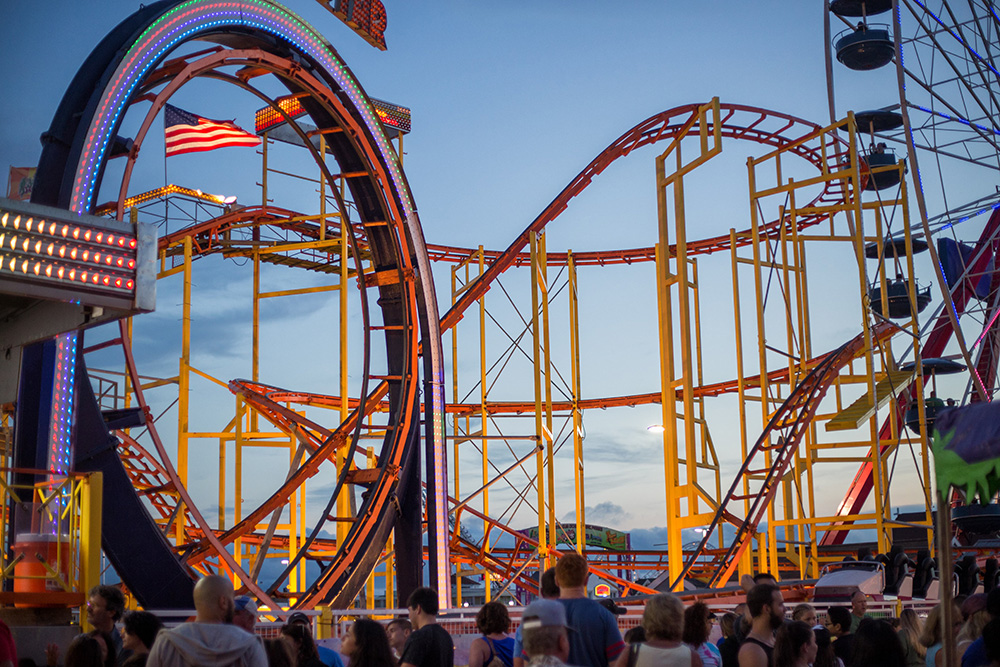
[17,556,1000,667]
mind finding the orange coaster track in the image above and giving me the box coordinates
[109,100,863,598]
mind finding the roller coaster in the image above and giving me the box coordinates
[2,0,1000,615]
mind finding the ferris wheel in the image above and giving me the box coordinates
[827,0,1000,403]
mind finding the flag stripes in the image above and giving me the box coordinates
[164,104,261,157]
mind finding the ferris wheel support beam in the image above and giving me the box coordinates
[893,0,990,401]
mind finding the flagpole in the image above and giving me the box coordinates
[163,134,170,236]
[164,114,169,236]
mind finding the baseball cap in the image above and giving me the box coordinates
[962,593,988,619]
[234,596,257,615]
[522,599,574,632]
[288,611,311,625]
[599,599,626,616]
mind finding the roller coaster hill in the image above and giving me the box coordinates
[1,0,999,637]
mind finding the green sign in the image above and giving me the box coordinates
[522,524,628,552]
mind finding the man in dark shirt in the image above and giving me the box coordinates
[825,607,854,666]
[88,584,127,659]
[400,587,454,667]
[738,583,784,667]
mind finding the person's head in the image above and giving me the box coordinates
[522,599,572,662]
[65,635,103,667]
[87,585,126,632]
[747,583,784,631]
[959,609,992,644]
[850,618,904,667]
[540,567,560,599]
[962,594,989,622]
[264,638,296,667]
[774,620,816,667]
[233,596,258,633]
[735,602,751,625]
[341,617,396,667]
[682,601,711,647]
[623,626,646,644]
[851,589,868,616]
[643,593,684,642]
[192,575,235,624]
[753,572,778,586]
[407,587,440,626]
[792,603,816,627]
[983,618,1000,664]
[88,630,116,667]
[825,607,851,637]
[477,601,511,636]
[899,609,920,630]
[919,601,962,647]
[720,612,736,639]
[282,622,320,663]
[555,553,588,589]
[812,627,837,667]
[386,618,412,654]
[599,599,626,617]
[121,610,163,654]
[288,611,312,629]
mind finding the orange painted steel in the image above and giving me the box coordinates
[448,498,659,598]
[179,379,390,570]
[114,101,857,600]
[671,320,902,589]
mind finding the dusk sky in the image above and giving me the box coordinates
[1,1,986,558]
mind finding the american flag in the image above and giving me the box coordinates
[164,104,261,157]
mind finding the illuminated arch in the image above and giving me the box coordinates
[31,0,447,608]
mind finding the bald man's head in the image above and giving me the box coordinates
[193,575,235,624]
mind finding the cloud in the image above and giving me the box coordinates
[563,501,631,526]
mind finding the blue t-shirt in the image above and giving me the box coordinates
[559,598,625,667]
[961,637,986,667]
[485,636,515,667]
[513,624,524,662]
[318,645,345,667]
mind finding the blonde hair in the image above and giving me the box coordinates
[899,608,926,658]
[792,603,816,622]
[958,609,991,645]
[643,593,685,641]
[920,602,961,648]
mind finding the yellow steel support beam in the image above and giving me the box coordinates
[175,236,192,545]
[568,251,586,553]
[479,247,492,597]
[80,472,103,631]
[530,232,550,568]
[656,99,722,588]
[539,233,556,559]
[337,176,350,551]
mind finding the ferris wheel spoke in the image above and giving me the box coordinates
[901,12,1000,128]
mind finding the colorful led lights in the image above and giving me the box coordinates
[0,203,139,296]
[46,332,78,532]
[93,184,235,216]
